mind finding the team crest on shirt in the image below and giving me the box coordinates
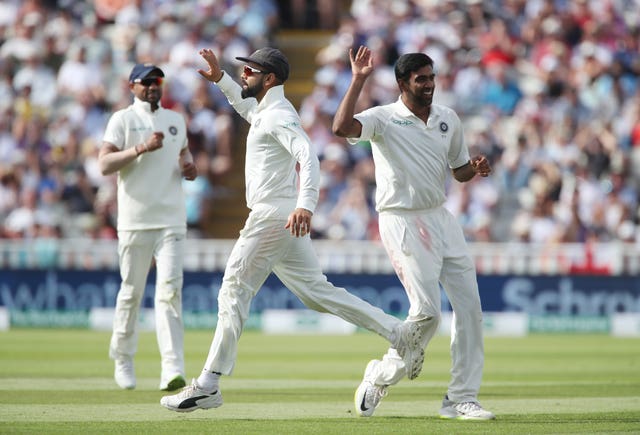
[439,122,448,133]
[169,126,178,135]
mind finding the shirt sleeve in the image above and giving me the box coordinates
[215,71,257,123]
[102,111,125,150]
[346,108,378,145]
[179,115,188,150]
[271,116,320,213]
[447,111,470,169]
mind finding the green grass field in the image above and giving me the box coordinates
[1,329,639,434]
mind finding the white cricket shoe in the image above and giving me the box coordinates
[392,321,424,380]
[354,360,388,417]
[439,395,495,420]
[114,358,136,390]
[160,379,223,412]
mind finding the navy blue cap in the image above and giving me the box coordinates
[129,63,164,83]
[236,47,289,82]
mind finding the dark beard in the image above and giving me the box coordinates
[404,88,431,108]
[241,80,263,99]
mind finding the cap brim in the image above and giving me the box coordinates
[235,56,266,69]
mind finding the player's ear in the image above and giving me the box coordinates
[397,78,408,93]
[265,72,281,87]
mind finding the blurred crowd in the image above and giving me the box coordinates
[307,0,640,244]
[0,0,282,242]
[1,0,640,248]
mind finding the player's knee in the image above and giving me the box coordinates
[155,280,182,304]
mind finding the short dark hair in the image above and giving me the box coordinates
[394,53,434,82]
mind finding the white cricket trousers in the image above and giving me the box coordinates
[202,211,401,375]
[110,228,186,382]
[371,206,484,403]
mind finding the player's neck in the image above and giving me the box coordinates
[406,102,430,122]
[401,94,430,122]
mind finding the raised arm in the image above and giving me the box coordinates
[197,47,255,122]
[197,48,224,83]
[332,46,374,138]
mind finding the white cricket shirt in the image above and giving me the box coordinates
[102,97,188,230]
[216,72,319,218]
[349,98,470,212]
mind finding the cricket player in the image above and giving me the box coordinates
[100,63,197,392]
[332,46,495,420]
[160,47,425,413]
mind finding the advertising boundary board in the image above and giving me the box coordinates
[0,270,638,334]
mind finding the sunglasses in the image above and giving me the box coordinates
[134,77,163,87]
[243,65,268,77]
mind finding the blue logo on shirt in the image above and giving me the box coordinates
[169,126,177,135]
[439,122,449,133]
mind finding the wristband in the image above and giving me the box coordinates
[134,145,140,156]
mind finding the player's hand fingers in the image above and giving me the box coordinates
[298,223,306,236]
[285,217,296,235]
[286,209,311,237]
[293,219,307,237]
[182,163,197,180]
[298,218,310,237]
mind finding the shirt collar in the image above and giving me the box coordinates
[257,85,285,111]
[133,97,161,113]
[393,96,440,124]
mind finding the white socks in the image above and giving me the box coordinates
[196,370,220,393]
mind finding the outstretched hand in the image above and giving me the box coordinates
[349,45,374,78]
[197,48,223,82]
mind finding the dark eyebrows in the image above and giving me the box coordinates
[414,73,436,81]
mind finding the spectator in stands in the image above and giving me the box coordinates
[480,61,523,116]
[326,177,371,240]
[57,44,104,102]
[12,50,58,110]
[0,0,640,248]
[304,0,640,245]
[281,0,339,29]
[0,108,18,164]
[183,151,215,237]
[319,142,349,205]
[3,187,38,239]
[61,166,96,215]
[0,1,262,243]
